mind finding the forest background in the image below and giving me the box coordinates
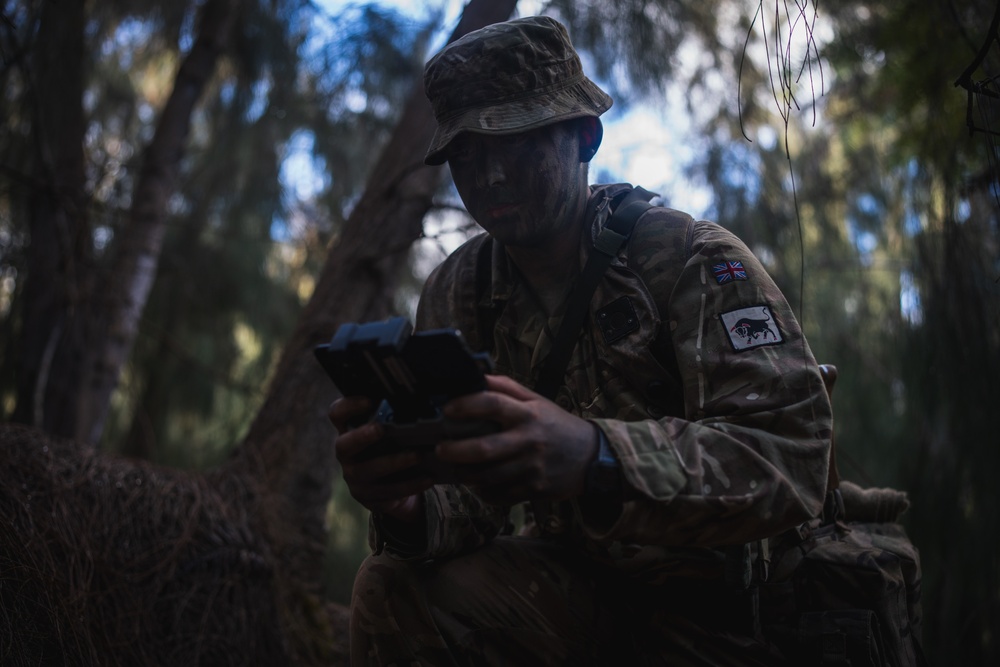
[1,0,998,664]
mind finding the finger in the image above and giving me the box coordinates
[335,421,384,461]
[329,396,373,432]
[345,447,421,479]
[484,374,540,401]
[443,388,525,426]
[435,431,524,465]
[329,395,371,420]
[344,449,434,504]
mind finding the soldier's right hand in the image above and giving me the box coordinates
[329,396,430,523]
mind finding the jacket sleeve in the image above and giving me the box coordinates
[583,218,833,548]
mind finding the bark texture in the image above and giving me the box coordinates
[12,0,88,439]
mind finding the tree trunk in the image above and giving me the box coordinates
[230,0,519,591]
[74,0,238,447]
[11,0,89,439]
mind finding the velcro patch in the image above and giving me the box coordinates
[720,305,784,351]
[596,296,639,344]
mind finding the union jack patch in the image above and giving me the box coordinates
[713,260,748,284]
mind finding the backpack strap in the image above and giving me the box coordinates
[625,207,696,407]
[534,186,656,399]
[818,364,846,524]
[474,234,498,353]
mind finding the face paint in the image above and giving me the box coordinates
[447,122,587,248]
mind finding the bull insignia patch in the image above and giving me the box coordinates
[720,305,784,351]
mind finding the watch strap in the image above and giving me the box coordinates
[584,430,623,498]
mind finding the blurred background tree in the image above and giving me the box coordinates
[1,0,997,663]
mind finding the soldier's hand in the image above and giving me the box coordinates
[436,374,599,504]
[329,396,430,523]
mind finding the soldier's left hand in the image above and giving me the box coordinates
[436,374,599,503]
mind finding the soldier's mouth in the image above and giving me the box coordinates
[486,202,519,218]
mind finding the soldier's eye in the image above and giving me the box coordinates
[449,142,473,161]
[508,133,531,148]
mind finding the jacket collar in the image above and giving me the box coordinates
[483,183,636,306]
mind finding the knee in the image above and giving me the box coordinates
[353,552,410,603]
[350,552,445,662]
[350,548,486,634]
[351,552,425,624]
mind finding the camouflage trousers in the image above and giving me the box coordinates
[350,537,787,666]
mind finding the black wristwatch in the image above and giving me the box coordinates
[584,431,623,499]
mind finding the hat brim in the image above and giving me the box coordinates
[424,78,612,166]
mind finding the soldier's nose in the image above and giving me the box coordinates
[484,156,506,187]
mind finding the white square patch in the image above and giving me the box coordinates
[720,305,784,351]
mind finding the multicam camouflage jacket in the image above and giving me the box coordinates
[371,183,833,584]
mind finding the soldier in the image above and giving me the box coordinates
[331,15,833,665]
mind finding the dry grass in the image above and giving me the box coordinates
[0,423,349,666]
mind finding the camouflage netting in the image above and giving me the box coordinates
[0,423,350,666]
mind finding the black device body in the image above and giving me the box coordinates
[314,317,497,464]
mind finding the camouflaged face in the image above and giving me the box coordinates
[423,16,612,165]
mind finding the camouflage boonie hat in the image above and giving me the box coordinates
[422,16,613,165]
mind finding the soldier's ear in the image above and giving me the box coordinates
[578,116,603,163]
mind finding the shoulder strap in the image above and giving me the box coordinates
[534,187,656,399]
[625,207,696,406]
[474,235,498,353]
[819,364,846,524]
